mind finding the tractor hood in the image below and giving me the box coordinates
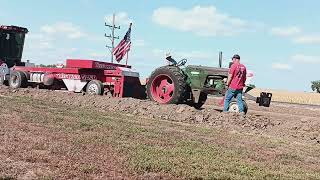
[186,65,229,77]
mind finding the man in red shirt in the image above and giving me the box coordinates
[223,54,247,113]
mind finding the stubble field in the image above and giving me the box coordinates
[250,88,320,105]
[1,86,320,179]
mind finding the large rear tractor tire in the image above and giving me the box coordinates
[9,71,28,89]
[229,100,248,114]
[86,80,104,95]
[147,66,186,104]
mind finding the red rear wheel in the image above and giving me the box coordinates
[147,66,186,104]
[150,74,175,103]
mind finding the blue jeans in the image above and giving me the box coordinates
[223,88,244,112]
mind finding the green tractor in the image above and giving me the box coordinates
[146,54,272,113]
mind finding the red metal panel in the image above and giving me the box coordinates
[14,66,79,74]
[12,59,139,98]
[66,59,131,69]
[104,69,122,76]
[66,59,94,68]
[112,75,125,97]
[93,61,118,70]
[120,75,124,97]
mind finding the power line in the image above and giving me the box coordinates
[105,13,120,63]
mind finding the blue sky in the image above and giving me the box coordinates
[1,0,320,91]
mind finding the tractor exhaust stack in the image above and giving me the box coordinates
[218,51,222,68]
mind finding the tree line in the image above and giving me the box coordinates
[311,81,320,93]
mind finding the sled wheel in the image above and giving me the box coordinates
[86,80,104,95]
[9,71,28,89]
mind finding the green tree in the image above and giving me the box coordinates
[311,80,320,93]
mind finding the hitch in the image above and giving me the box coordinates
[256,92,272,107]
[243,92,272,107]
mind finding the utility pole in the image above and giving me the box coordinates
[105,13,120,63]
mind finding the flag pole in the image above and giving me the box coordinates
[125,23,132,68]
[125,50,130,67]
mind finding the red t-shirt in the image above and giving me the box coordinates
[229,63,247,90]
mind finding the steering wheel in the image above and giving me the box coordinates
[177,59,187,66]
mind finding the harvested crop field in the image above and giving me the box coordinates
[250,88,320,105]
[1,86,320,179]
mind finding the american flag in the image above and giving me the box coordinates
[112,23,132,62]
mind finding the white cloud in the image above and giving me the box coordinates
[70,48,78,52]
[292,54,320,64]
[175,51,214,60]
[105,12,133,26]
[25,22,87,53]
[151,49,166,58]
[270,26,320,44]
[272,63,292,70]
[89,52,108,59]
[151,48,215,61]
[40,22,86,39]
[270,26,301,37]
[27,33,53,41]
[25,34,54,50]
[152,6,248,37]
[293,35,320,44]
[133,39,146,47]
[36,42,53,49]
[23,22,96,65]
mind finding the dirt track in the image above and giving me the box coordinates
[207,97,320,144]
[1,86,320,179]
[0,86,319,144]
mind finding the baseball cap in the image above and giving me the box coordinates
[232,54,240,60]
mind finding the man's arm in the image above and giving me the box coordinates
[244,69,247,84]
[226,65,235,87]
[226,73,233,87]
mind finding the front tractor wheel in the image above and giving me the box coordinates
[147,66,186,104]
[0,75,5,86]
[229,100,248,114]
[193,92,208,109]
[86,80,104,95]
[9,71,28,89]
